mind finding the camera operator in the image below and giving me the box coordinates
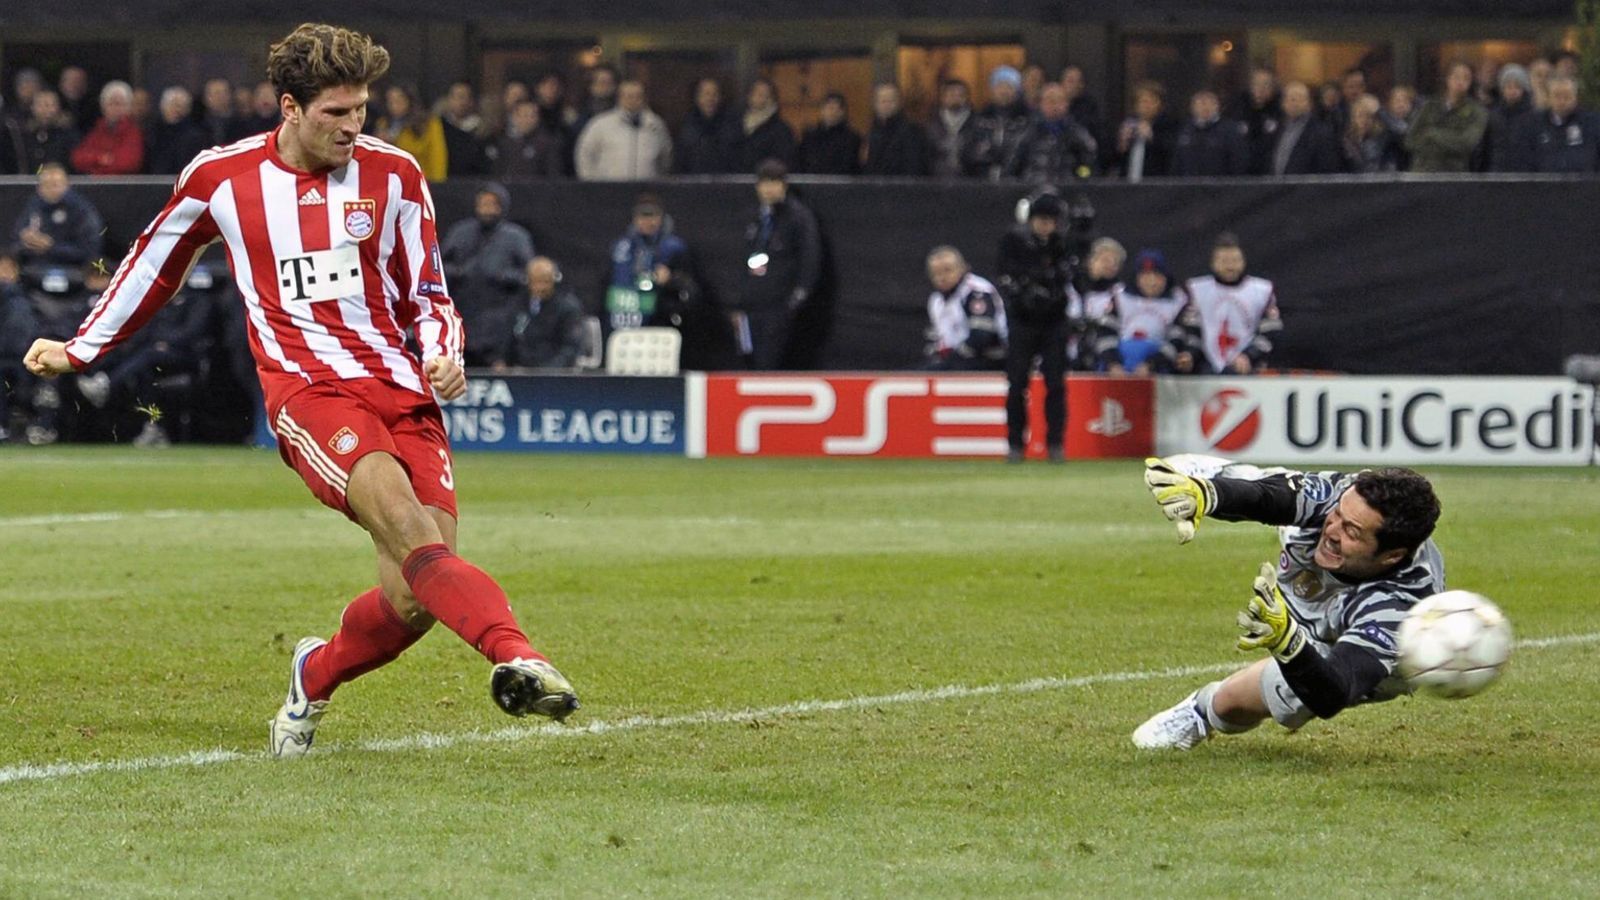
[996,192,1084,462]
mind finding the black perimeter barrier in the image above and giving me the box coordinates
[3,175,1598,376]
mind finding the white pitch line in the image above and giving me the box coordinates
[2,631,1597,789]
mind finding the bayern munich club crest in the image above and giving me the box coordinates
[343,199,376,240]
[329,427,360,455]
[1199,388,1261,452]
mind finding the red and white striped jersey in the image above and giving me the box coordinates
[64,129,463,415]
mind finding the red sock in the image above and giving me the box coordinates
[401,543,544,665]
[301,587,427,702]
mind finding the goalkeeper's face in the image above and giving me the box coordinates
[286,84,369,170]
[1314,490,1405,578]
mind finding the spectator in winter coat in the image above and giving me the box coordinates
[572,64,619,140]
[1486,65,1534,171]
[863,83,932,176]
[1507,76,1600,173]
[491,100,565,179]
[1268,81,1342,175]
[1341,94,1403,173]
[57,66,93,131]
[798,93,862,175]
[1113,81,1179,180]
[145,87,211,175]
[440,81,490,177]
[675,78,739,174]
[1009,83,1098,182]
[927,79,978,178]
[574,80,673,180]
[1405,61,1488,173]
[1231,68,1283,175]
[70,81,144,175]
[7,163,103,271]
[605,193,690,334]
[1170,89,1250,176]
[19,91,78,173]
[968,66,1032,180]
[735,78,797,172]
[491,257,588,370]
[441,182,536,365]
[374,84,448,181]
[1060,66,1105,142]
[197,78,237,146]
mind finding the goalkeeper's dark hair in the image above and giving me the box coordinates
[268,23,391,109]
[1352,467,1440,556]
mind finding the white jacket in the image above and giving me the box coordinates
[574,108,673,180]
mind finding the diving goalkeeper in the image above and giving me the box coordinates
[1132,455,1444,750]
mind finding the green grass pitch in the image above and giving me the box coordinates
[1,447,1597,897]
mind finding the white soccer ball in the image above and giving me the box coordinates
[1396,590,1513,699]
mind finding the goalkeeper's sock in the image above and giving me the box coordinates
[401,543,546,665]
[302,587,427,702]
[1197,680,1260,735]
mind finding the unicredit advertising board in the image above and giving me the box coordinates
[686,373,1153,459]
[1156,377,1594,466]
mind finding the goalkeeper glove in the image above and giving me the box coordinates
[1236,562,1307,661]
[1143,457,1215,544]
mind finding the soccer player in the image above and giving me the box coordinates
[1131,454,1443,750]
[22,23,578,758]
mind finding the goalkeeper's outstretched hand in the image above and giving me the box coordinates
[1143,457,1215,544]
[1237,562,1306,661]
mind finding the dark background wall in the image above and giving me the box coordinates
[4,176,1598,375]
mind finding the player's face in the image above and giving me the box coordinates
[1315,490,1405,577]
[289,84,369,169]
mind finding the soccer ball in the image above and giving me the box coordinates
[1396,590,1513,699]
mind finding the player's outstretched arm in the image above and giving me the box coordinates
[22,339,74,377]
[1143,457,1216,544]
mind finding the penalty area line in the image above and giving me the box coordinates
[2,631,1597,787]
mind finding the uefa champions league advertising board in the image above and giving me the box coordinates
[1156,377,1595,466]
[440,375,685,454]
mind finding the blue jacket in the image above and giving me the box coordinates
[8,188,104,268]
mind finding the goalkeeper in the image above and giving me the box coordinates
[1132,454,1445,750]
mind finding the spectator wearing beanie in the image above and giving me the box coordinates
[969,65,1032,180]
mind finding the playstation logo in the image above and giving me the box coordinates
[1087,398,1132,437]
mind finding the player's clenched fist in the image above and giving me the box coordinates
[23,339,73,377]
[424,356,467,402]
[1143,456,1215,544]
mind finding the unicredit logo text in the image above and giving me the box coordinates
[1285,388,1590,452]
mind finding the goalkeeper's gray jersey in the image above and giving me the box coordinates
[1175,455,1446,699]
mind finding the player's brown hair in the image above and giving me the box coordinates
[267,23,391,108]
[1353,467,1441,556]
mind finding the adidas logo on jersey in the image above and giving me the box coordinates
[298,187,326,207]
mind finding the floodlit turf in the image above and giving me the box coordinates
[1,447,1597,897]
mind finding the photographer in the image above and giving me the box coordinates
[995,193,1079,462]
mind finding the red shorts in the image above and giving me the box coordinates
[270,379,457,522]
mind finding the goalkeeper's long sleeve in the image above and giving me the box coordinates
[1209,469,1351,529]
[1277,640,1390,719]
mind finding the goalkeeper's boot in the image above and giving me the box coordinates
[491,657,580,721]
[269,637,329,758]
[1131,690,1211,750]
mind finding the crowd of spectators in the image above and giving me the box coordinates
[3,51,1597,180]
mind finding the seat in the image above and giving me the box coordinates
[604,327,681,376]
